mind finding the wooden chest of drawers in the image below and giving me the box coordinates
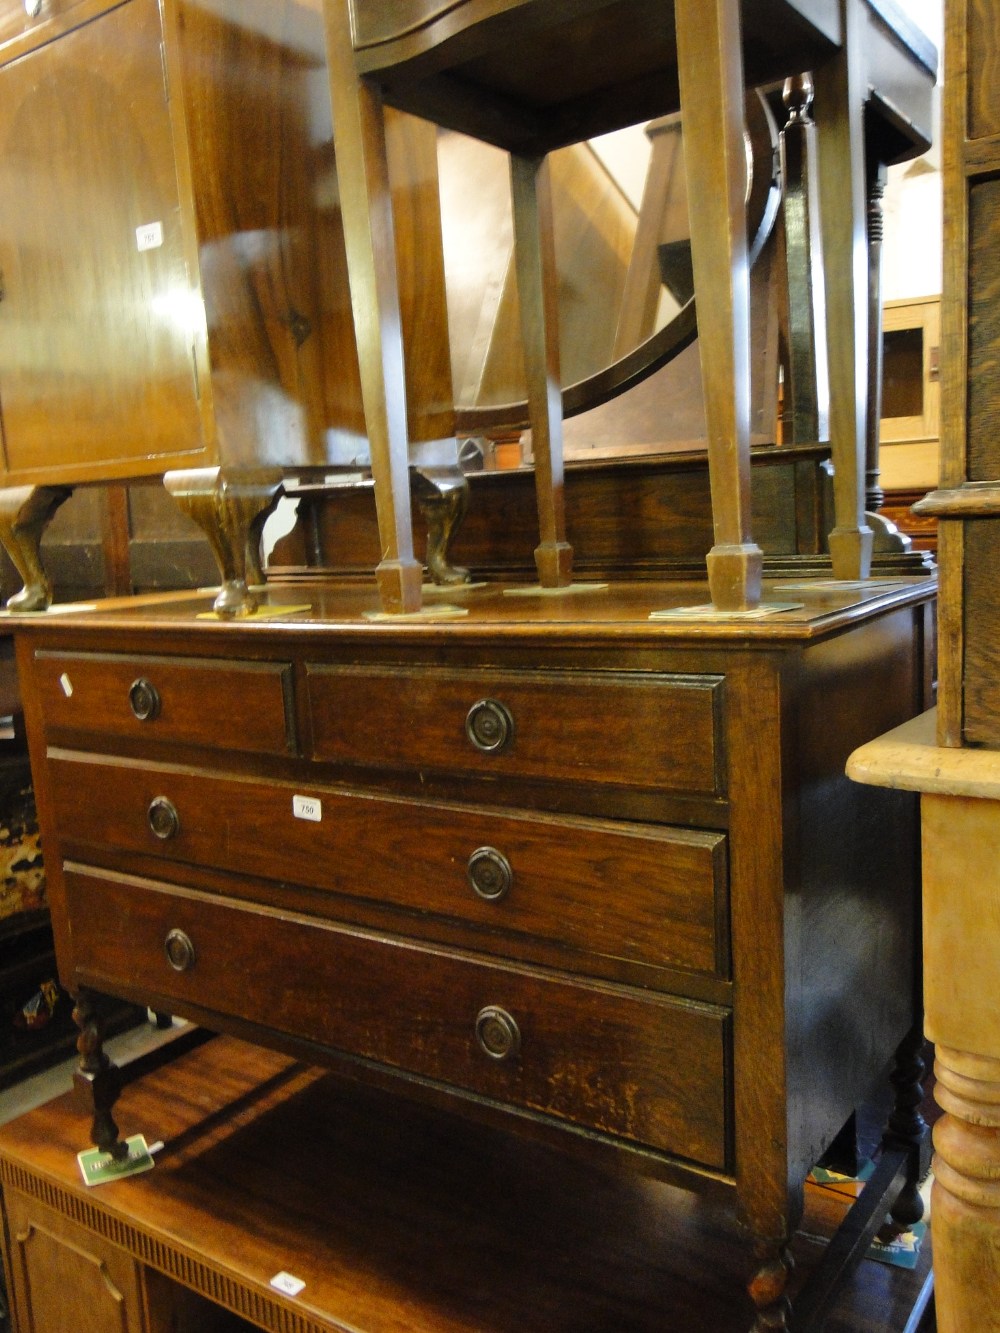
[10,576,934,1326]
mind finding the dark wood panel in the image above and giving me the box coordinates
[306,662,723,796]
[275,446,833,582]
[48,752,729,979]
[63,865,730,1167]
[32,651,294,755]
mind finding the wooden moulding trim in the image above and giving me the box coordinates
[912,483,1000,516]
[964,132,1000,177]
[0,1159,325,1333]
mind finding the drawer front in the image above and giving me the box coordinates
[48,754,729,977]
[0,0,88,50]
[32,651,294,755]
[307,665,723,796]
[64,865,730,1167]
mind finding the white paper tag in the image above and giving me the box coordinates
[292,794,321,822]
[59,672,73,697]
[270,1271,306,1297]
[136,221,164,252]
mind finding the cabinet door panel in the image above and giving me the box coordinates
[5,1188,146,1333]
[0,0,205,483]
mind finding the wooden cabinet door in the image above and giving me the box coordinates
[0,0,206,485]
[4,1188,148,1333]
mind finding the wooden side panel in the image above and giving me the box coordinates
[967,0,1000,141]
[961,520,1000,744]
[966,178,1000,482]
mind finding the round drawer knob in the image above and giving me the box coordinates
[164,929,195,973]
[147,796,180,841]
[23,0,43,17]
[465,699,514,754]
[475,1005,520,1061]
[128,677,161,722]
[467,847,513,901]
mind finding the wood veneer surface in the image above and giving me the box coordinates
[0,1035,934,1333]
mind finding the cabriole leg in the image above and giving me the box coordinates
[0,484,72,611]
[163,466,283,618]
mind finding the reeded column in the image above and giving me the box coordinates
[932,1045,1000,1333]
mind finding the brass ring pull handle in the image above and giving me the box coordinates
[164,928,195,973]
[467,847,513,901]
[147,796,180,841]
[475,1005,520,1061]
[128,676,161,722]
[465,698,514,754]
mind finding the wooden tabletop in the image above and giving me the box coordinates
[3,575,936,649]
[848,708,1000,799]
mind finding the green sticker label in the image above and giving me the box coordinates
[77,1134,155,1187]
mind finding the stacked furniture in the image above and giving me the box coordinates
[848,2,1000,1328]
[0,1,943,1330]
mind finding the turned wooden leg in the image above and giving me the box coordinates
[931,1045,1000,1333]
[412,465,471,586]
[0,484,72,611]
[748,1240,794,1330]
[163,466,283,618]
[880,1025,930,1236]
[675,0,762,611]
[72,990,127,1160]
[776,73,829,448]
[863,161,909,554]
[510,152,573,588]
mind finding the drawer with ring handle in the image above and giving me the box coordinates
[306,664,723,797]
[48,754,730,980]
[62,864,730,1169]
[33,650,295,755]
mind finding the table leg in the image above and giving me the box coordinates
[324,1,423,614]
[510,153,573,588]
[931,1044,1000,1333]
[812,0,875,580]
[674,0,762,611]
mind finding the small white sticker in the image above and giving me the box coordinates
[270,1271,306,1297]
[136,221,164,252]
[292,794,321,822]
[59,672,73,697]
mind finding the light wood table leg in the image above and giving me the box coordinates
[813,0,875,580]
[0,484,72,611]
[932,1045,1000,1333]
[324,1,423,614]
[510,153,573,588]
[675,0,762,611]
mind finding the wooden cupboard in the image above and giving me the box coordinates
[0,0,455,614]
